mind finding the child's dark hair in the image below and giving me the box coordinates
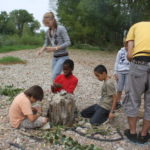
[24,85,44,101]
[94,65,107,74]
[63,59,74,70]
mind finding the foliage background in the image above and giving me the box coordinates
[0,0,150,51]
[57,0,150,49]
[0,9,44,48]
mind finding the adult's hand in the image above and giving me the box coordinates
[37,50,43,56]
[37,47,46,56]
[45,47,56,52]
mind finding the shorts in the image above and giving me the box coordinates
[123,62,150,120]
[20,116,46,129]
[116,72,128,92]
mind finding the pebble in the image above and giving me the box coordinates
[76,127,88,134]
[78,120,85,126]
[117,148,124,150]
[83,122,92,129]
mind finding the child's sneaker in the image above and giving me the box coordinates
[137,133,149,144]
[41,122,51,130]
[124,129,137,143]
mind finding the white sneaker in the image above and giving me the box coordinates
[41,122,51,130]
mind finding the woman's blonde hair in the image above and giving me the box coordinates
[43,12,57,29]
[43,12,55,19]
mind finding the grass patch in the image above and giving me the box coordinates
[0,85,23,101]
[0,45,40,53]
[0,56,26,65]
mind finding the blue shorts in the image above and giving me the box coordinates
[116,72,128,92]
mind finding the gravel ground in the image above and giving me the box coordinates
[0,49,149,150]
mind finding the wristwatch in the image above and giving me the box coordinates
[110,110,115,114]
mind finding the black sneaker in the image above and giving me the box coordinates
[137,133,149,144]
[124,129,137,143]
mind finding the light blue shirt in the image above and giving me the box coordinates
[114,47,130,74]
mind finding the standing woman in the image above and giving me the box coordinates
[38,12,71,80]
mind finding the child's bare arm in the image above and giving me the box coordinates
[32,107,38,114]
[109,94,117,120]
[32,107,42,114]
[51,83,62,93]
[27,114,40,122]
[111,94,117,111]
[53,83,62,88]
[51,85,55,93]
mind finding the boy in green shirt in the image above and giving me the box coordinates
[81,65,117,125]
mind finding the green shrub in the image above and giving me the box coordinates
[0,56,26,64]
[0,85,23,101]
[20,34,43,45]
[71,43,120,51]
[4,34,21,46]
[0,36,4,47]
[0,45,40,53]
[72,43,100,51]
[0,35,20,46]
[0,33,43,53]
[0,33,43,47]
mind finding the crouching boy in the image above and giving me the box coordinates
[81,65,117,125]
[9,85,48,129]
[51,59,78,94]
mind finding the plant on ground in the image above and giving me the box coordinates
[0,85,23,101]
[40,126,102,150]
[0,56,26,64]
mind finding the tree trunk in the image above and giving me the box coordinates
[48,92,77,126]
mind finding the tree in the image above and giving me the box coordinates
[9,9,38,36]
[0,11,16,34]
[0,9,41,36]
[29,20,40,34]
[57,0,150,47]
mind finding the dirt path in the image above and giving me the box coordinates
[0,49,149,150]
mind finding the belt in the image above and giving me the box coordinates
[54,53,68,58]
[132,59,150,65]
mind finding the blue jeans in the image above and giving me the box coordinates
[116,72,128,92]
[81,104,109,125]
[52,56,69,80]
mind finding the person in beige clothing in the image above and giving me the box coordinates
[9,85,48,129]
[81,65,117,125]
